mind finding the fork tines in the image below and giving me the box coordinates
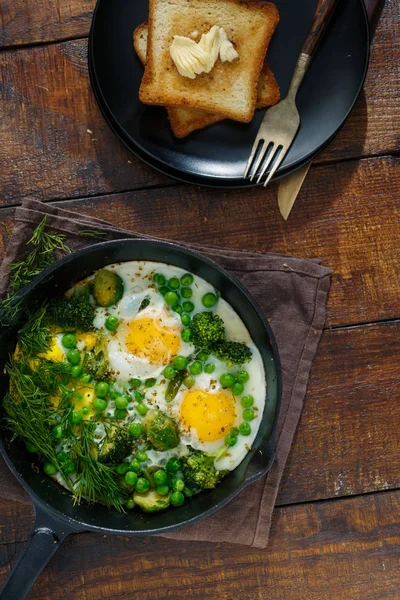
[244,139,288,187]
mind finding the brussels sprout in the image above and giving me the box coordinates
[143,409,179,451]
[93,269,124,307]
[133,489,171,512]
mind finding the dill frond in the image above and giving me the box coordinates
[73,423,126,511]
[0,217,70,324]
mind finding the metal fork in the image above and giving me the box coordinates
[244,0,339,186]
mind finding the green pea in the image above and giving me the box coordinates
[26,441,38,453]
[63,362,72,373]
[166,457,181,473]
[130,459,141,473]
[62,333,77,349]
[80,373,92,384]
[136,451,148,463]
[93,397,108,412]
[56,451,68,462]
[183,375,195,388]
[125,498,136,510]
[134,391,145,401]
[168,277,180,290]
[163,365,177,380]
[181,287,193,299]
[105,315,119,331]
[153,273,166,286]
[183,487,193,497]
[173,356,189,371]
[232,382,244,396]
[135,477,150,493]
[170,491,185,506]
[220,373,235,388]
[125,471,139,487]
[225,434,237,447]
[182,301,194,313]
[181,314,191,326]
[145,378,156,388]
[52,425,64,439]
[156,484,170,496]
[190,361,202,376]
[164,291,179,307]
[44,462,57,476]
[114,408,127,420]
[159,286,169,296]
[239,422,251,436]
[181,328,192,343]
[64,460,75,474]
[243,408,255,422]
[130,378,142,389]
[180,273,194,286]
[95,381,110,398]
[202,292,218,308]
[173,479,185,492]
[197,351,209,362]
[115,395,128,409]
[71,411,83,425]
[82,406,90,416]
[129,422,144,438]
[236,370,250,383]
[115,463,130,475]
[136,403,148,416]
[240,395,254,408]
[174,305,183,315]
[67,349,81,366]
[204,363,215,374]
[230,426,239,436]
[153,469,167,485]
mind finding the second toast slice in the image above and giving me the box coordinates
[134,23,280,137]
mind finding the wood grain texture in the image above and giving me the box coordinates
[1,490,400,599]
[1,156,397,328]
[0,0,95,48]
[302,0,339,57]
[0,0,399,204]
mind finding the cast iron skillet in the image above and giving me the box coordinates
[0,239,281,599]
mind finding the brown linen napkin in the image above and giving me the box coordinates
[0,199,331,549]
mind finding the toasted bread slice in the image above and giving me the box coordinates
[139,0,279,123]
[134,22,280,137]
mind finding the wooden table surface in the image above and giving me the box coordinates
[0,0,399,598]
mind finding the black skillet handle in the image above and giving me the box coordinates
[0,502,78,600]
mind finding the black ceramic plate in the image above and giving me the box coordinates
[89,0,369,188]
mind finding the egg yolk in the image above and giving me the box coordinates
[180,390,236,442]
[38,336,65,363]
[77,331,97,351]
[125,317,181,365]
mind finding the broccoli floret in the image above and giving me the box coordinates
[47,293,95,331]
[83,334,111,380]
[189,311,225,351]
[181,451,228,490]
[99,427,133,465]
[213,341,252,366]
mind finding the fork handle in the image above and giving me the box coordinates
[287,0,339,100]
[302,0,339,57]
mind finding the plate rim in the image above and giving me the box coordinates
[88,0,370,189]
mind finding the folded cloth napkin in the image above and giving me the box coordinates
[0,199,331,548]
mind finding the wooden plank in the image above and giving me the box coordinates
[0,0,399,204]
[0,321,398,522]
[0,490,399,599]
[1,156,398,327]
[0,0,95,48]
[0,40,172,205]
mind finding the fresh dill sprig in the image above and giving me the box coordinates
[73,422,126,511]
[0,217,70,324]
[78,229,106,238]
[17,305,51,355]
